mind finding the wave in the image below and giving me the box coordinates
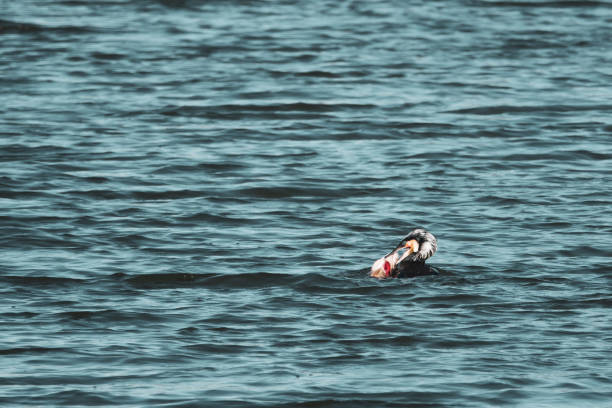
[0,346,73,356]
[470,1,612,8]
[447,104,612,115]
[156,102,378,118]
[119,271,331,290]
[234,186,390,199]
[1,275,86,288]
[62,189,206,201]
[0,18,96,35]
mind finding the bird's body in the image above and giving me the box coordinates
[370,228,438,279]
[393,261,438,278]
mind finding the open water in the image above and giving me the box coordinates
[1,1,612,407]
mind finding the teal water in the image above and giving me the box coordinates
[1,1,611,406]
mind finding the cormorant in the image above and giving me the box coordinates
[370,228,438,279]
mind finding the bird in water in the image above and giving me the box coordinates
[370,228,438,279]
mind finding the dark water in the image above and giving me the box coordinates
[2,1,612,406]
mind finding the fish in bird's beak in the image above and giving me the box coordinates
[370,239,420,279]
[370,251,399,279]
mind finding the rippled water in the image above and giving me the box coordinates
[2,1,612,406]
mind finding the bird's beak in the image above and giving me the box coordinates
[404,239,419,254]
[386,239,420,258]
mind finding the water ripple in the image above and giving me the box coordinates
[1,0,611,406]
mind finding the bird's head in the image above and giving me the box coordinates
[394,228,437,263]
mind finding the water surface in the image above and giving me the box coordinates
[1,1,611,407]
